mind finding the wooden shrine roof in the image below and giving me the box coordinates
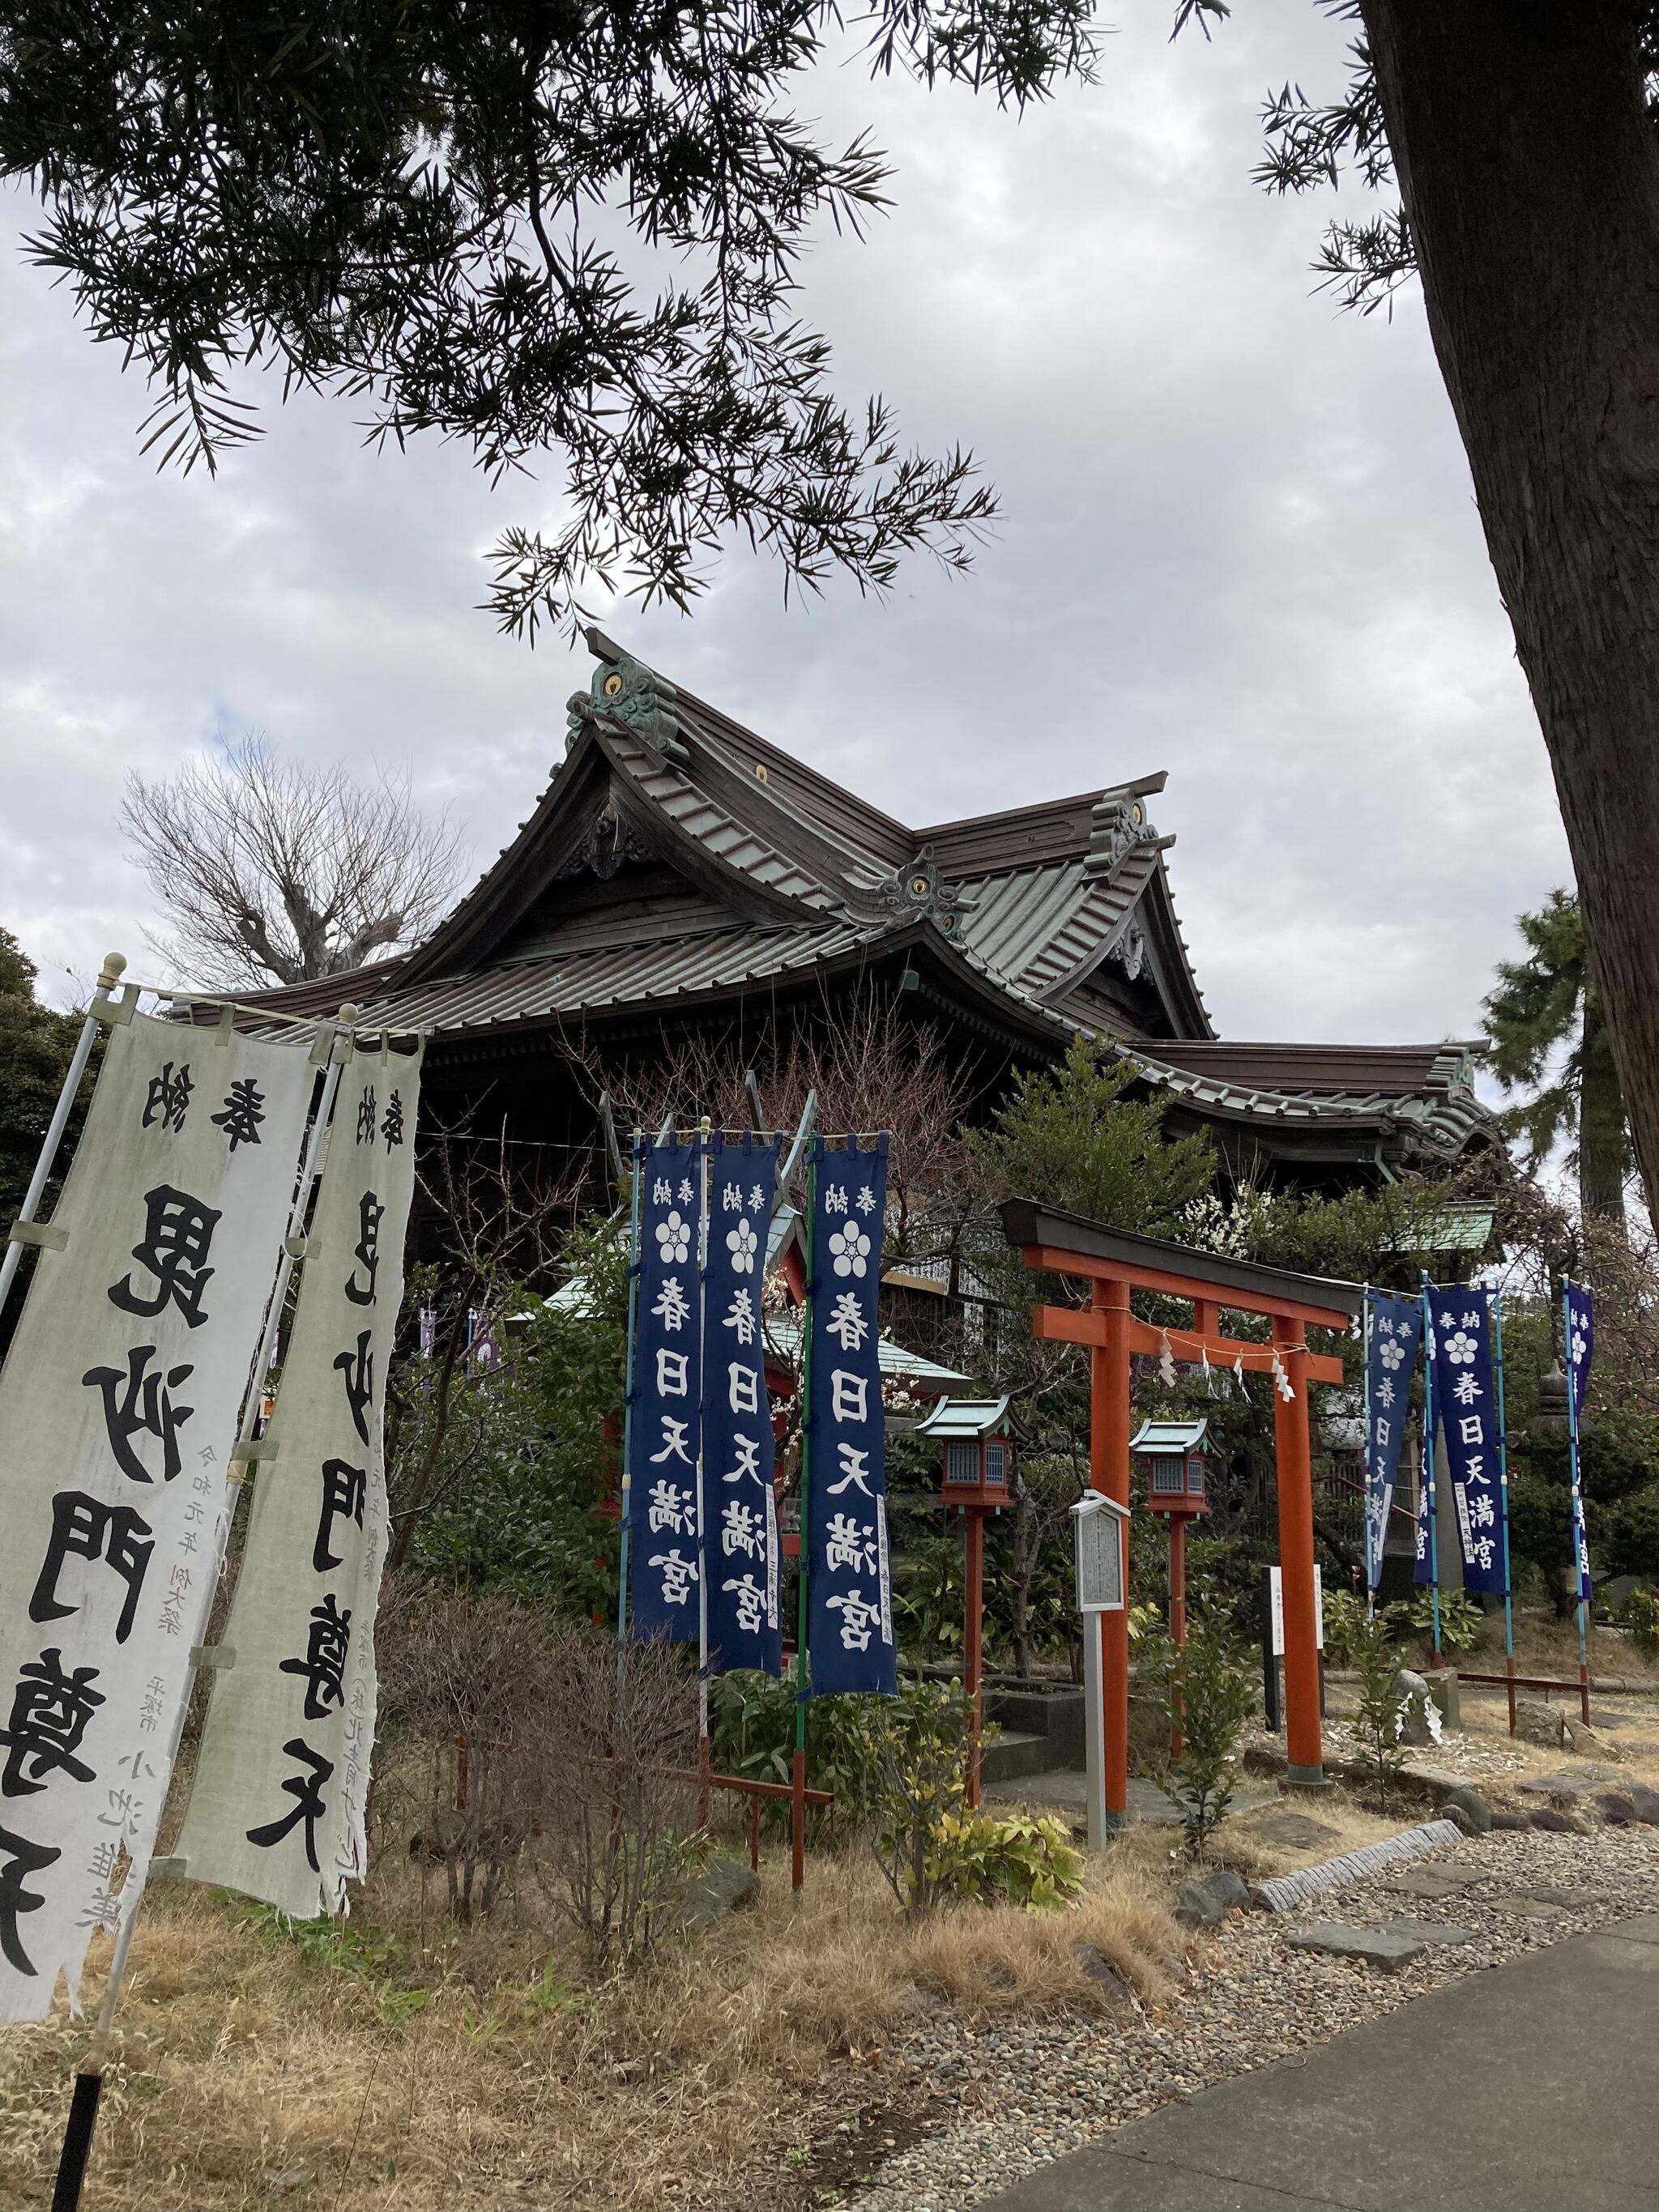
[227,633,1495,1169]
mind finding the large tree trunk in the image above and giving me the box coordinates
[1579,985,1630,1230]
[1361,2,1659,1235]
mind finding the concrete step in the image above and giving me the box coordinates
[980,1728,1056,1784]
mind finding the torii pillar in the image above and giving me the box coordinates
[1000,1200,1361,1811]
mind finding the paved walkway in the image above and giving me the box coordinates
[981,1912,1659,2211]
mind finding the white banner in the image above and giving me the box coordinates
[0,1012,314,2020]
[174,1045,422,1916]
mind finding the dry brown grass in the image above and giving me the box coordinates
[0,1823,1179,2212]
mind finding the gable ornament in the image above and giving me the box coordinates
[871,846,973,936]
[567,654,689,765]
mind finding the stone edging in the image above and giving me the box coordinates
[1250,1819,1465,1914]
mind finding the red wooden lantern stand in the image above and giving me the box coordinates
[1132,1417,1212,1759]
[1001,1202,1361,1822]
[916,1397,1014,1807]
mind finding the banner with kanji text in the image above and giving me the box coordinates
[628,1140,705,1641]
[804,1135,895,1698]
[1566,1280,1595,1604]
[1363,1289,1421,1592]
[174,1044,423,1916]
[1427,1286,1506,1596]
[701,1132,782,1677]
[0,1012,313,2019]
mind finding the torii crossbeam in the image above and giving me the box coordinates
[1000,1201,1363,1814]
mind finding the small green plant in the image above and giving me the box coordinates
[232,1901,431,2031]
[1145,1600,1257,1856]
[870,1677,973,1914]
[1400,1588,1482,1655]
[1348,1607,1410,1812]
[1322,1588,1402,1665]
[923,1810,1083,1911]
[1614,1586,1659,1654]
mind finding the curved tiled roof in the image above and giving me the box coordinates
[223,635,1495,1169]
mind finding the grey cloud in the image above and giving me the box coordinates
[0,0,1564,1060]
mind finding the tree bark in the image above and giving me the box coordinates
[1361,1,1659,1234]
[1579,985,1630,1229]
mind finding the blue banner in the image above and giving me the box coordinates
[804,1135,895,1698]
[701,1133,783,1677]
[1566,1280,1595,1603]
[628,1140,704,1641]
[1427,1287,1507,1596]
[1414,1283,1435,1588]
[1363,1289,1421,1592]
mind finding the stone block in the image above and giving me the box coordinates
[1440,1784,1491,1835]
[1284,1921,1427,1973]
[1627,1784,1659,1825]
[1563,1715,1605,1757]
[1392,1669,1436,1746]
[1490,1809,1532,1830]
[1238,1809,1341,1852]
[1377,1865,1484,1902]
[1514,1697,1565,1749]
[1173,1879,1224,1930]
[674,1857,759,1933]
[1528,1806,1582,1834]
[1380,1916,1474,1946]
[1597,1792,1640,1825]
[1423,1669,1461,1731]
[1201,1868,1252,1916]
[1072,1944,1133,2004]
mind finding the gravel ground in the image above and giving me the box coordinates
[835,1825,1659,2212]
[1307,1715,1531,1782]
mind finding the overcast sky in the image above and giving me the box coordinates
[0,0,1567,1058]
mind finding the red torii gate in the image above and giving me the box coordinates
[1000,1202,1363,1809]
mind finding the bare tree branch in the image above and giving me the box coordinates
[122,729,467,987]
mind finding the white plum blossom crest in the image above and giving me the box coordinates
[828,1221,872,1279]
[727,1218,759,1273]
[655,1209,691,1264]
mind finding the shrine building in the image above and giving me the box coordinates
[234,631,1496,1189]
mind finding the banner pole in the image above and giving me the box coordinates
[791,1142,819,1896]
[695,1116,712,1831]
[616,1132,644,1676]
[1495,1288,1517,1734]
[0,952,126,1327]
[1564,1277,1591,1723]
[1362,1286,1375,1612]
[1421,1277,1441,1663]
[49,1012,355,2212]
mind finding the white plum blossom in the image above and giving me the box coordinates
[1379,1336,1406,1371]
[655,1209,691,1264]
[1442,1330,1478,1366]
[727,1218,759,1272]
[1572,1325,1589,1366]
[829,1221,872,1279]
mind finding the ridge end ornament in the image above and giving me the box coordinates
[870,846,972,939]
[566,654,689,765]
[1085,794,1157,879]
